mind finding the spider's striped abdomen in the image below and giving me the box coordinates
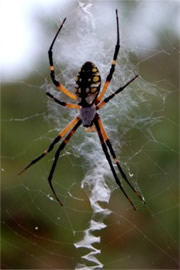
[74,61,101,106]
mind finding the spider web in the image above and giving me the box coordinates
[1,0,179,269]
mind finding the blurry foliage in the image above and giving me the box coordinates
[1,1,179,269]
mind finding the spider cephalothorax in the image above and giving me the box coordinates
[19,10,145,210]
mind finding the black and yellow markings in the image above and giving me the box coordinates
[65,103,80,109]
[91,80,100,86]
[50,65,55,71]
[98,115,126,172]
[18,117,80,176]
[97,116,120,168]
[90,81,101,94]
[57,83,77,100]
[96,10,120,103]
[90,68,101,94]
[96,92,116,110]
[97,115,145,205]
[64,128,76,144]
[93,76,100,82]
[47,118,82,206]
[94,114,136,211]
[96,101,105,110]
[77,88,82,94]
[76,74,79,82]
[46,92,80,109]
[98,115,125,167]
[97,81,110,102]
[91,87,97,94]
[85,124,96,133]
[92,67,97,73]
[97,117,108,141]
[59,117,80,137]
[74,63,101,96]
[92,65,100,82]
[49,62,77,100]
[48,18,77,102]
[74,85,82,96]
[97,75,139,110]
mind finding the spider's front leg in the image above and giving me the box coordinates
[96,9,120,103]
[48,18,77,101]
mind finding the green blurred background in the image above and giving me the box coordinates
[1,0,179,269]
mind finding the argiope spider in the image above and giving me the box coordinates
[19,10,145,210]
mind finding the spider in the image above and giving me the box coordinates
[19,10,145,210]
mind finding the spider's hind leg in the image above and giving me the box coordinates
[96,115,145,205]
[94,114,137,211]
[97,116,145,204]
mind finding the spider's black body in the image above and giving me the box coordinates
[75,61,101,127]
[19,10,145,210]
[75,62,101,103]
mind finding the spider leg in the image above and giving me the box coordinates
[97,75,138,110]
[94,114,136,211]
[96,9,120,103]
[46,92,80,109]
[18,116,80,175]
[48,18,77,101]
[48,118,82,206]
[96,115,145,204]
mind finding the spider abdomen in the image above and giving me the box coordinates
[75,62,101,106]
[79,105,96,127]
